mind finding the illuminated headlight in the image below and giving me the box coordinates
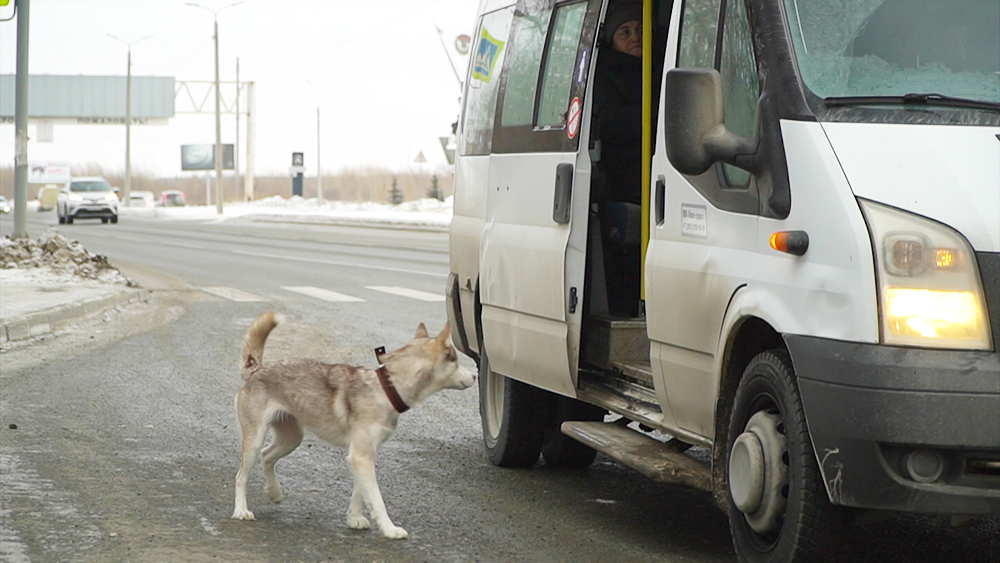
[68,194,84,202]
[105,193,118,201]
[860,199,991,350]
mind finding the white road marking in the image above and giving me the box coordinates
[366,286,445,302]
[233,250,446,278]
[199,287,268,302]
[282,286,365,302]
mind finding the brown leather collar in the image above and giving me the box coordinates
[375,346,409,414]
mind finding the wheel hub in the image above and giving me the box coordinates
[729,410,788,534]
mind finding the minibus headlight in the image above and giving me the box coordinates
[68,194,84,202]
[859,198,991,351]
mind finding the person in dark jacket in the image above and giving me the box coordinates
[592,1,644,317]
[593,1,643,205]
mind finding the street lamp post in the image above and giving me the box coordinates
[108,34,152,208]
[186,1,244,215]
[304,79,322,202]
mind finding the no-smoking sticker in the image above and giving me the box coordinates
[567,97,582,140]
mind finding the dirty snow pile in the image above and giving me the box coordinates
[0,229,136,286]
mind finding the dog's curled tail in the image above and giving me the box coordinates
[241,311,284,379]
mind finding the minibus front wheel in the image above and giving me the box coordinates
[726,350,846,562]
[478,343,545,468]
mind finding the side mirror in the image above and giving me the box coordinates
[664,68,757,176]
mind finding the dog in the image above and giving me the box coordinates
[231,311,475,538]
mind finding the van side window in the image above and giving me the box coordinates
[492,0,602,154]
[718,0,759,186]
[460,7,515,156]
[677,0,721,69]
[500,6,554,127]
[675,0,759,216]
[537,2,589,128]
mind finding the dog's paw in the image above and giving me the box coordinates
[381,526,408,539]
[265,484,283,504]
[231,508,256,521]
[347,515,370,530]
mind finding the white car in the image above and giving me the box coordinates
[57,177,118,224]
[0,196,10,214]
[128,190,155,208]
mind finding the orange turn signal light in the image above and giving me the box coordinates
[769,231,809,256]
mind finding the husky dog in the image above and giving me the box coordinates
[231,311,475,538]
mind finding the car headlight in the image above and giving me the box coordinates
[68,194,84,202]
[105,193,118,201]
[859,198,991,351]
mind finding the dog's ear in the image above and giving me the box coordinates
[435,322,451,343]
[415,323,429,339]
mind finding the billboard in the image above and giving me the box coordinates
[181,144,234,171]
[28,161,71,184]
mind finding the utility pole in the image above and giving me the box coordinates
[12,0,30,238]
[108,34,152,208]
[212,15,222,214]
[235,57,240,202]
[187,1,244,214]
[305,78,322,202]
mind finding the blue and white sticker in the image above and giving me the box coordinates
[472,29,505,83]
[574,47,590,87]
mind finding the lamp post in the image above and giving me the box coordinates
[304,78,322,202]
[186,0,244,214]
[108,34,152,208]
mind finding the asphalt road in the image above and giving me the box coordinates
[1,209,997,562]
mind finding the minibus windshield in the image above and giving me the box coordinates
[784,0,1000,105]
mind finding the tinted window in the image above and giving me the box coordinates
[718,0,759,186]
[500,3,554,127]
[536,2,588,128]
[678,0,721,69]
[70,181,111,192]
[460,7,515,156]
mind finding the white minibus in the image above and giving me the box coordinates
[446,0,999,560]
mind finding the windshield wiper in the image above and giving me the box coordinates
[824,93,1000,111]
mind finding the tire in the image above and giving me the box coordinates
[727,350,847,563]
[478,344,546,468]
[110,216,118,224]
[541,396,604,469]
[66,216,73,224]
[58,210,65,224]
[101,218,109,224]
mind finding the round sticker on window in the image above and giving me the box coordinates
[567,97,582,140]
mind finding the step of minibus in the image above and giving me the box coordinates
[579,370,660,413]
[582,315,650,375]
[561,421,712,491]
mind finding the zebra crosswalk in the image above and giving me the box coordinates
[197,284,444,304]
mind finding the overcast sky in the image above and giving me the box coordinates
[0,0,477,178]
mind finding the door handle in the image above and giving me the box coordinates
[655,177,666,225]
[553,163,573,224]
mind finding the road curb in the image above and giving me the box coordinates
[0,288,152,345]
[240,213,450,232]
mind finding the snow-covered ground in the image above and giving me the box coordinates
[117,195,455,230]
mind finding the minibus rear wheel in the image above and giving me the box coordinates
[478,343,545,468]
[541,397,604,469]
[726,350,846,563]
